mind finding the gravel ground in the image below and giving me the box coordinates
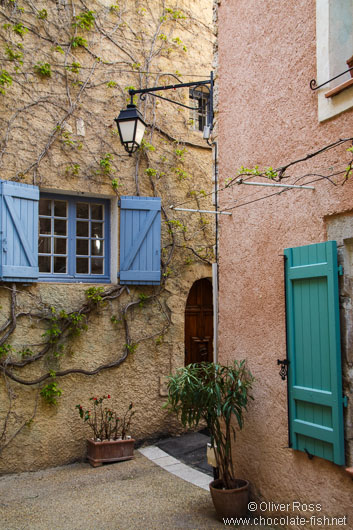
[0,452,267,530]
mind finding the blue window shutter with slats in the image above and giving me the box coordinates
[284,240,345,465]
[0,180,39,282]
[119,196,161,285]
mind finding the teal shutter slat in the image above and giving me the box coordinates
[0,180,39,282]
[284,241,345,465]
[119,196,161,285]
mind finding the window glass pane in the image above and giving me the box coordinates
[54,238,67,255]
[54,256,66,273]
[38,237,51,254]
[54,219,67,235]
[77,221,89,237]
[91,222,103,238]
[91,258,104,275]
[39,199,51,216]
[76,239,89,255]
[76,258,89,274]
[54,200,67,217]
[39,255,51,273]
[76,203,89,219]
[91,239,103,256]
[39,218,51,235]
[91,204,103,220]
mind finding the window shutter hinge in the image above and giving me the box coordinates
[118,199,121,207]
[343,395,348,408]
[338,265,343,276]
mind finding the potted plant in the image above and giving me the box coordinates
[164,361,254,519]
[76,395,135,467]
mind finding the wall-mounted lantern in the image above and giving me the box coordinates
[115,73,213,155]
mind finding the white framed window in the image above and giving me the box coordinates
[38,194,111,282]
[316,0,353,121]
[189,87,210,132]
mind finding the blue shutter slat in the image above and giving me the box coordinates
[0,180,39,282]
[284,240,345,466]
[119,196,161,285]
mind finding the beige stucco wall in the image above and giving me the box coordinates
[0,0,215,473]
[216,0,353,528]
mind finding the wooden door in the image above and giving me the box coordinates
[185,278,213,365]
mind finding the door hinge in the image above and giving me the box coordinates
[343,395,348,408]
[338,265,343,276]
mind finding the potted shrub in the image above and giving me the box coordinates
[164,361,254,519]
[76,395,135,467]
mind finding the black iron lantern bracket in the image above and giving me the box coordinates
[128,72,214,131]
[310,66,353,91]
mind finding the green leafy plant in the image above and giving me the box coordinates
[5,44,23,65]
[110,178,120,191]
[37,9,48,20]
[85,286,105,303]
[0,70,13,94]
[107,80,117,88]
[172,167,190,180]
[139,139,155,152]
[73,10,95,31]
[0,343,13,358]
[12,23,28,37]
[67,62,81,74]
[99,153,114,174]
[76,396,135,441]
[34,62,52,78]
[125,343,137,354]
[65,163,80,176]
[40,380,62,405]
[138,293,148,307]
[71,36,87,48]
[164,361,254,490]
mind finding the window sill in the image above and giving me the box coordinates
[325,78,353,98]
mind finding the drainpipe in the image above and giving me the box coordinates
[212,141,218,363]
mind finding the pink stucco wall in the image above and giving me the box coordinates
[217,1,353,528]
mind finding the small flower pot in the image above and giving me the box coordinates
[209,478,249,520]
[87,438,135,467]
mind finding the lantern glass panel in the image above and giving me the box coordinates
[118,120,136,143]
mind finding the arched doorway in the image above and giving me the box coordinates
[184,278,213,365]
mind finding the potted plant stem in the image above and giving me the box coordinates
[164,361,254,519]
[76,395,135,467]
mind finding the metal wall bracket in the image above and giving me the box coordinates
[277,359,289,380]
[310,66,353,91]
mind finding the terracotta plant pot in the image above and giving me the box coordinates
[87,438,135,467]
[209,478,249,519]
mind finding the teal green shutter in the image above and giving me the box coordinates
[0,180,39,282]
[284,241,345,465]
[119,196,161,285]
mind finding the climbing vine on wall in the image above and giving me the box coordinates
[0,0,215,457]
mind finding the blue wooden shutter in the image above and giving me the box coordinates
[0,180,39,282]
[119,196,161,285]
[284,241,345,465]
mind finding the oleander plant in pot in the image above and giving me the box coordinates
[165,361,254,519]
[76,395,135,467]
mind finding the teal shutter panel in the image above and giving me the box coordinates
[119,196,161,285]
[284,241,345,465]
[0,180,39,282]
